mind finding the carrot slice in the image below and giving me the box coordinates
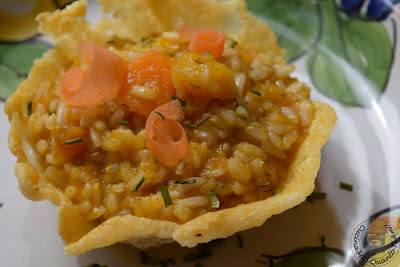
[59,40,125,107]
[119,50,175,118]
[178,24,225,59]
[145,100,188,167]
[59,67,89,101]
[189,30,225,59]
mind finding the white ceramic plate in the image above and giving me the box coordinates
[1,0,400,266]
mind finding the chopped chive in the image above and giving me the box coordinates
[142,36,154,46]
[132,177,146,192]
[208,189,220,209]
[160,187,173,207]
[226,36,238,48]
[259,182,270,187]
[256,260,268,265]
[170,95,187,107]
[218,181,226,188]
[249,90,261,96]
[237,235,243,248]
[27,101,32,116]
[107,40,115,44]
[190,83,202,89]
[320,235,326,252]
[64,138,85,145]
[0,202,3,208]
[47,109,56,116]
[117,120,128,126]
[174,179,196,184]
[264,188,276,195]
[186,116,211,129]
[140,252,161,265]
[306,192,327,202]
[183,248,212,262]
[230,39,238,48]
[154,111,165,121]
[340,182,353,192]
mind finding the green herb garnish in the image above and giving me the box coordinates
[132,177,146,192]
[259,182,270,187]
[117,120,128,126]
[27,101,32,116]
[174,179,196,184]
[186,116,211,129]
[142,36,154,46]
[218,181,226,188]
[154,111,165,121]
[169,53,176,57]
[264,188,276,195]
[64,138,85,145]
[107,40,115,44]
[340,182,353,192]
[249,90,261,96]
[47,110,56,116]
[190,83,202,89]
[140,251,161,265]
[226,36,238,48]
[208,189,220,209]
[170,95,187,107]
[183,248,212,262]
[321,235,326,252]
[160,186,173,207]
[306,192,327,202]
[140,252,175,266]
[237,235,243,248]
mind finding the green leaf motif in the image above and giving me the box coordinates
[306,0,393,107]
[246,0,320,62]
[274,250,345,267]
[0,41,49,100]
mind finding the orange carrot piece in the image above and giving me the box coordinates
[119,50,175,118]
[145,100,188,167]
[189,30,225,59]
[59,40,125,107]
[178,24,225,59]
[59,67,89,101]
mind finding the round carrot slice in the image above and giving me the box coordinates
[145,100,188,167]
[189,30,225,59]
[59,40,125,107]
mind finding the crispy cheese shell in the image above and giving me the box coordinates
[4,0,337,254]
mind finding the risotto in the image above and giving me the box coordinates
[4,0,336,254]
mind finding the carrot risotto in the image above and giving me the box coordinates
[4,0,336,254]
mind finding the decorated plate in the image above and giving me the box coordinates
[1,0,400,266]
